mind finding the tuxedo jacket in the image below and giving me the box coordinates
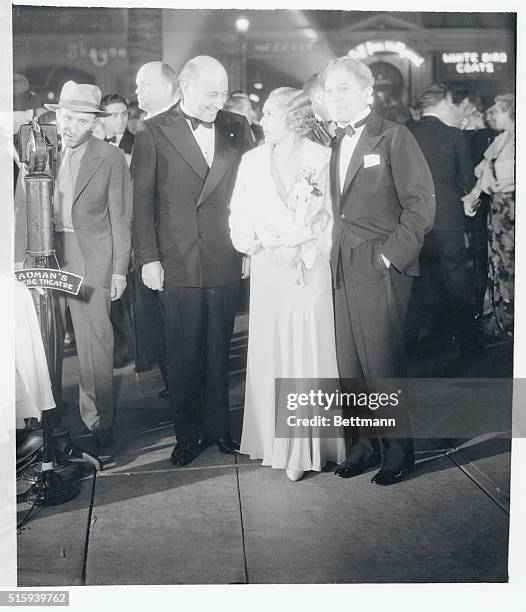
[130,102,254,287]
[118,128,135,155]
[408,116,475,231]
[14,135,132,287]
[331,111,436,276]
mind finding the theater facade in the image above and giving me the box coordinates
[13,8,515,117]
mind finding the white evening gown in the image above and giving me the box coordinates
[229,140,345,471]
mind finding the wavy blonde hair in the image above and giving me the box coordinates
[266,87,318,136]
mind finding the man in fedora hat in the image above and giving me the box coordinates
[12,73,42,189]
[14,80,133,448]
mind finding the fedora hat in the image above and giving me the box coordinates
[45,80,111,116]
[13,73,42,111]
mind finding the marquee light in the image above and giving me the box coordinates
[348,40,425,68]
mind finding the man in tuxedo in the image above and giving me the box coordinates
[131,55,254,466]
[321,56,435,485]
[131,66,180,392]
[14,81,132,447]
[101,93,135,157]
[99,93,137,369]
[407,83,479,356]
[135,61,180,119]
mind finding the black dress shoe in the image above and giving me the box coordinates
[93,430,113,448]
[169,439,201,466]
[371,466,414,486]
[158,388,169,400]
[214,437,240,455]
[334,454,381,479]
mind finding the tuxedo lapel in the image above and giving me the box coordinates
[329,143,341,210]
[196,111,237,207]
[341,112,385,202]
[159,106,209,182]
[73,137,104,204]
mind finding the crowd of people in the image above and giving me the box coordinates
[12,53,515,485]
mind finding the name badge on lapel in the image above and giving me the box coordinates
[363,153,381,168]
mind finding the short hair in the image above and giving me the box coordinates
[495,93,515,121]
[418,82,450,110]
[450,87,470,106]
[178,59,199,89]
[319,56,374,90]
[161,63,178,92]
[101,93,128,109]
[224,96,251,115]
[266,87,317,137]
[302,73,322,96]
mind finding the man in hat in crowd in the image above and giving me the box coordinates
[14,81,133,448]
[12,73,42,190]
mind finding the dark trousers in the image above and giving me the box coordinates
[160,281,239,443]
[132,268,167,382]
[334,238,414,471]
[406,229,475,348]
[110,275,135,367]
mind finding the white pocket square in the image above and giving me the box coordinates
[363,154,381,168]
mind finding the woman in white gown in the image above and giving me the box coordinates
[229,87,345,481]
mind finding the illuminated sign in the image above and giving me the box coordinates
[251,41,317,55]
[441,51,508,74]
[348,41,425,68]
[67,41,127,67]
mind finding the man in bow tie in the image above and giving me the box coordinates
[100,94,135,159]
[322,56,435,485]
[131,55,254,466]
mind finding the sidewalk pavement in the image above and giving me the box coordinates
[16,315,512,585]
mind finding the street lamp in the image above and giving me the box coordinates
[235,15,250,92]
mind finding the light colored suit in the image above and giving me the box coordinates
[15,135,132,433]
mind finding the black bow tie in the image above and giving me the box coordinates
[181,110,213,130]
[334,115,369,142]
[105,135,117,143]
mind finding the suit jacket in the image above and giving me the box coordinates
[331,110,435,276]
[408,116,475,231]
[130,102,254,287]
[14,135,133,287]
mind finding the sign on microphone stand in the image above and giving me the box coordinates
[14,268,83,295]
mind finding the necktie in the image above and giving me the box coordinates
[181,109,213,130]
[55,148,75,230]
[105,135,117,143]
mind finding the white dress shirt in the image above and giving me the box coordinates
[180,101,215,167]
[338,106,371,191]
